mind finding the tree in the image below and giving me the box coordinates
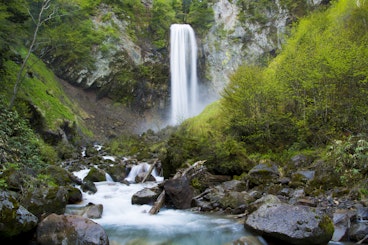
[9,0,57,109]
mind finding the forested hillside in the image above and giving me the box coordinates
[160,0,368,190]
[1,0,367,192]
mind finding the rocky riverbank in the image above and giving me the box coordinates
[0,145,367,244]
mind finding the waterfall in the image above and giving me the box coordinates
[170,24,199,125]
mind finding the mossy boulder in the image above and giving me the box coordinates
[105,163,127,182]
[66,187,83,204]
[20,186,69,219]
[41,165,81,186]
[0,191,38,238]
[246,161,280,186]
[83,167,106,182]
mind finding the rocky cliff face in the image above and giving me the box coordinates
[44,0,326,134]
[200,0,324,95]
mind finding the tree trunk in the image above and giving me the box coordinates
[141,159,158,183]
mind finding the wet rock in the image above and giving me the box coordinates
[81,180,97,194]
[20,186,68,219]
[84,167,106,182]
[106,163,127,183]
[66,186,83,204]
[164,176,193,209]
[0,191,38,238]
[245,203,334,245]
[132,188,160,205]
[37,213,109,245]
[83,203,103,219]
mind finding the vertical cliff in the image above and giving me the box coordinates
[200,0,325,95]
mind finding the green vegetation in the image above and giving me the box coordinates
[159,0,368,189]
[0,99,48,170]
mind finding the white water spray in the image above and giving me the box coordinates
[170,24,199,125]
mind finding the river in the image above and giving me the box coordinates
[67,169,265,245]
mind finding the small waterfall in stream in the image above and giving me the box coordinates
[170,24,199,125]
[69,168,253,245]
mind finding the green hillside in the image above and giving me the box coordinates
[161,0,368,189]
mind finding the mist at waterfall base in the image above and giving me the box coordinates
[169,24,214,126]
[67,164,261,245]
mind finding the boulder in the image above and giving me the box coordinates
[82,203,103,219]
[81,180,98,194]
[41,165,82,186]
[247,194,281,213]
[219,191,254,213]
[37,213,109,245]
[106,163,127,183]
[164,176,193,209]
[247,162,280,186]
[245,203,334,245]
[132,188,160,205]
[331,210,350,242]
[84,167,106,182]
[0,191,38,238]
[20,186,68,219]
[66,186,83,204]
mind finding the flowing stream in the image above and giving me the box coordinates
[67,168,262,245]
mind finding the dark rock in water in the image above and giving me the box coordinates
[164,176,193,209]
[37,213,109,245]
[66,186,83,204]
[20,186,68,219]
[81,180,97,194]
[106,163,127,183]
[83,203,103,219]
[132,188,160,205]
[244,203,334,245]
[0,191,38,238]
[84,167,106,182]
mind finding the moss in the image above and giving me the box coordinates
[318,214,334,236]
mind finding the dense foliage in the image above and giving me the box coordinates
[0,99,50,171]
[161,0,368,189]
[223,0,368,150]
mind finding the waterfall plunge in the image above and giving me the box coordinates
[170,24,199,125]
